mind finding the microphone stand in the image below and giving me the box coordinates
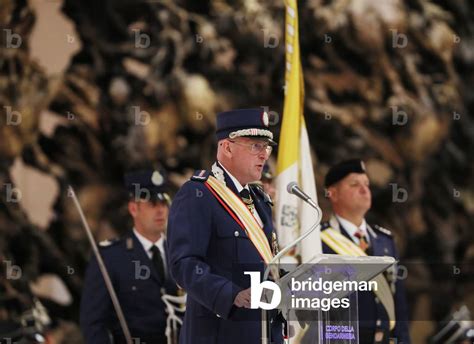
[261,195,323,344]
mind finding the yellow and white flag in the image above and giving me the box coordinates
[275,0,322,262]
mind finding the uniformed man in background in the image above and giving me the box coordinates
[260,163,276,201]
[167,108,284,344]
[321,159,411,344]
[80,169,177,344]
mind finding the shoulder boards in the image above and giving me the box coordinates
[321,221,331,230]
[373,224,392,236]
[191,170,210,182]
[99,238,120,247]
[250,183,273,205]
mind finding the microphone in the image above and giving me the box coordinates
[287,182,319,210]
[262,183,324,344]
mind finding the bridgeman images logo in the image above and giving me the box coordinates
[245,271,378,311]
[245,272,282,310]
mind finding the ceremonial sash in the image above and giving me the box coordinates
[205,176,278,279]
[321,228,396,330]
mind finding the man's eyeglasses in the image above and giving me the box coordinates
[228,140,273,155]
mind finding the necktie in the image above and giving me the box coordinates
[239,189,255,213]
[150,245,165,281]
[354,229,369,252]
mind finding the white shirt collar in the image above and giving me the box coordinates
[133,228,166,258]
[217,162,264,227]
[218,161,249,193]
[335,215,369,243]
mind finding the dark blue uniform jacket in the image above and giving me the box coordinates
[167,166,283,344]
[80,231,177,344]
[321,216,411,344]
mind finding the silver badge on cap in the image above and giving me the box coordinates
[360,161,366,172]
[151,171,164,186]
[262,111,269,127]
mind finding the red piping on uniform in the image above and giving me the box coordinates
[204,182,246,231]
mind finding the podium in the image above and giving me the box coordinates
[264,254,396,344]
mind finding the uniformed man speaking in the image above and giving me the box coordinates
[321,159,411,344]
[167,109,283,344]
[80,169,177,344]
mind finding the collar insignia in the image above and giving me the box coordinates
[212,162,226,185]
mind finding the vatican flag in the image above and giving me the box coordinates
[275,0,322,262]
